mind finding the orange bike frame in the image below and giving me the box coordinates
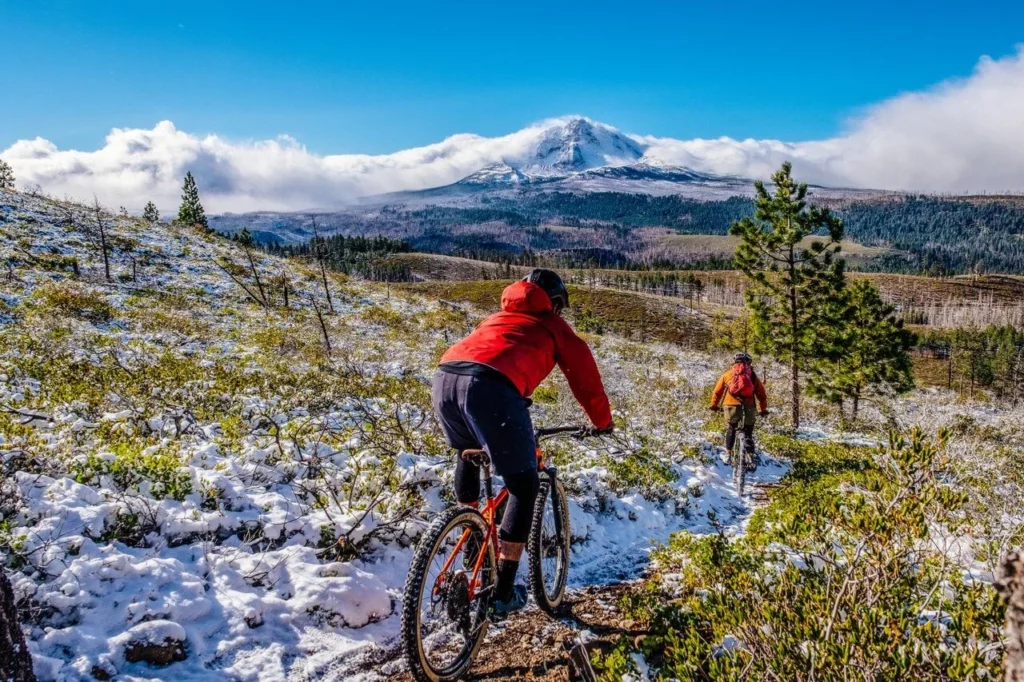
[433,446,546,601]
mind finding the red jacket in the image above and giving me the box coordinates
[440,281,613,429]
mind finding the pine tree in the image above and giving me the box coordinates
[731,162,845,428]
[807,280,915,420]
[177,172,208,230]
[0,158,14,191]
[143,201,160,223]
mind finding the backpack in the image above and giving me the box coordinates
[727,363,755,400]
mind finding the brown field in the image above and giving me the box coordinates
[383,253,1024,329]
[396,280,712,348]
[644,231,893,262]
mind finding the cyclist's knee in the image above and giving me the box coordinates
[498,470,540,544]
[505,468,539,495]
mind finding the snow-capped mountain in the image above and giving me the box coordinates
[439,117,748,195]
[516,117,645,174]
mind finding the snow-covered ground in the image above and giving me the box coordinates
[0,188,1017,681]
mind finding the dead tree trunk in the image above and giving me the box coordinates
[311,218,335,314]
[997,551,1024,681]
[92,197,112,282]
[0,569,36,682]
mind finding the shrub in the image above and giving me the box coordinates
[574,306,605,334]
[71,443,192,501]
[602,430,1006,680]
[360,304,406,330]
[28,282,113,323]
[602,445,677,501]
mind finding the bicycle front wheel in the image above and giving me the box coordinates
[528,475,571,613]
[732,446,747,496]
[400,506,496,682]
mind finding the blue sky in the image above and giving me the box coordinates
[1,0,1022,154]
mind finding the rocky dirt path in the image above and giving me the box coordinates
[383,583,646,682]
[345,481,781,682]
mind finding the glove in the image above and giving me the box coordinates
[579,424,614,438]
[709,405,722,412]
[759,410,769,417]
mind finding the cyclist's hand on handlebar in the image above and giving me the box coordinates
[577,424,614,438]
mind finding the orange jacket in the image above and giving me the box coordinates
[711,367,768,412]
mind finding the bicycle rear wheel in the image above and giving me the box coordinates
[401,507,496,682]
[528,475,571,613]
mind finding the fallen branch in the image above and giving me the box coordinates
[215,259,269,309]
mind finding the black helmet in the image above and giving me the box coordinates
[734,352,752,364]
[523,268,568,313]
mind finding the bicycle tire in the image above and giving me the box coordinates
[528,476,571,613]
[733,442,747,496]
[400,506,496,682]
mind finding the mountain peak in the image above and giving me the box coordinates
[515,117,645,174]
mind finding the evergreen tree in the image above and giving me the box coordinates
[731,162,845,428]
[807,280,915,420]
[0,158,14,191]
[177,172,208,230]
[143,201,160,222]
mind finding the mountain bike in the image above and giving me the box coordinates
[400,425,598,682]
[711,407,765,496]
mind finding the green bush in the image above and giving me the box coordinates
[574,306,605,335]
[602,430,1005,680]
[28,281,113,323]
[71,443,192,501]
[603,445,677,501]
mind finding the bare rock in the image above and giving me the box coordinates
[114,620,187,667]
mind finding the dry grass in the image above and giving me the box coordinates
[648,231,892,260]
[384,253,1024,329]
[396,280,712,348]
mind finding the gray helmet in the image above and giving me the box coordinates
[523,268,568,312]
[734,352,752,364]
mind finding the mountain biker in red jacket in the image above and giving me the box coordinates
[433,269,613,614]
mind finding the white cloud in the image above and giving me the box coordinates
[4,47,1024,213]
[637,47,1024,193]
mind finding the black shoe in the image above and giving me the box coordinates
[489,585,527,620]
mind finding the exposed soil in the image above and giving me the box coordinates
[380,583,646,682]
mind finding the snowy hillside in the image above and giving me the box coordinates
[3,188,1022,681]
[0,188,787,681]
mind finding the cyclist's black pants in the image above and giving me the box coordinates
[433,367,540,544]
[725,404,756,455]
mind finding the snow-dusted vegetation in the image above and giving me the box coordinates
[0,189,778,680]
[1,187,1021,680]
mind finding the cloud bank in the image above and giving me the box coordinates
[4,48,1024,213]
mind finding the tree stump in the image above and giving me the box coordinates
[0,569,35,682]
[998,551,1024,681]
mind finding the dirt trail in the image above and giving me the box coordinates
[363,481,781,682]
[386,583,645,682]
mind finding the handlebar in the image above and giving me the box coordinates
[535,425,612,441]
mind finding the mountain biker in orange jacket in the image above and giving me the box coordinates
[433,268,613,615]
[709,353,768,465]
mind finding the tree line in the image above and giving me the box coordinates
[917,325,1024,401]
[261,230,413,282]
